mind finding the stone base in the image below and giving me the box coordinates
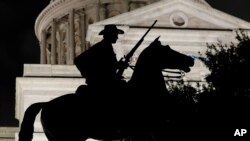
[14,132,102,141]
[15,132,47,141]
[15,76,85,132]
[0,127,18,141]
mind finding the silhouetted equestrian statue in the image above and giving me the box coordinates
[18,21,194,141]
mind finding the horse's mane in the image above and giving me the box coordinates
[128,39,168,95]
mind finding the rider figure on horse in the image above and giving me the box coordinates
[74,24,128,97]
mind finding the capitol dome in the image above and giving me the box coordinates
[35,0,160,65]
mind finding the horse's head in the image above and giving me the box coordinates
[136,37,194,72]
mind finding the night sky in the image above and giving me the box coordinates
[0,0,50,126]
[0,0,250,126]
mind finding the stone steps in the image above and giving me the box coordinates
[0,127,19,141]
[0,139,15,141]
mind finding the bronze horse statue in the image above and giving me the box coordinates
[19,38,194,141]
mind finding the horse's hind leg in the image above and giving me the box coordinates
[41,115,88,141]
[41,120,56,141]
[44,132,56,141]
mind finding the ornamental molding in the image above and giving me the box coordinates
[35,0,98,41]
[88,0,250,32]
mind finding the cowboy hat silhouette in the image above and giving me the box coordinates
[99,24,124,35]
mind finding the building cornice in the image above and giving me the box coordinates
[90,0,250,29]
[35,0,97,41]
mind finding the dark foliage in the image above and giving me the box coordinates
[166,30,250,138]
[199,30,250,97]
[197,30,250,138]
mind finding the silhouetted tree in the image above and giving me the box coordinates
[197,30,250,137]
[200,30,250,98]
[167,31,250,137]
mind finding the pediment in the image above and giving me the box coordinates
[86,0,250,82]
[91,0,250,30]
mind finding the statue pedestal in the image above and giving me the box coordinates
[15,64,85,140]
[0,127,18,141]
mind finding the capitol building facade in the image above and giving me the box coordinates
[36,0,160,65]
[9,0,250,140]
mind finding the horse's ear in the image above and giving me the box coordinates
[154,36,160,42]
[151,36,161,46]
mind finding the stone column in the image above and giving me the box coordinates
[68,9,75,65]
[66,22,71,64]
[106,1,121,18]
[57,31,63,64]
[46,49,51,64]
[129,0,147,11]
[99,0,121,18]
[79,12,86,53]
[40,30,47,64]
[99,3,106,20]
[51,19,57,64]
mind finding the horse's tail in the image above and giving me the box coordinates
[18,102,46,141]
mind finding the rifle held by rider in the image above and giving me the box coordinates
[117,20,158,78]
